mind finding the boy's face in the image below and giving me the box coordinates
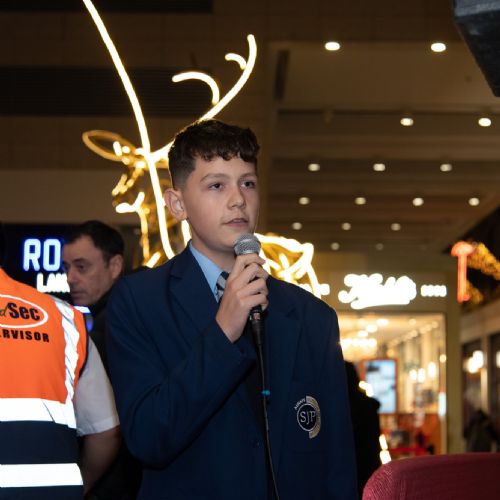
[165,155,259,267]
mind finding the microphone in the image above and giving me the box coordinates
[233,233,263,339]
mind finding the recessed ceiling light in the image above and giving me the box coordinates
[400,116,414,127]
[431,42,446,53]
[341,222,351,231]
[440,163,452,172]
[468,197,480,206]
[330,242,340,251]
[354,196,366,205]
[478,116,492,127]
[373,162,386,172]
[324,41,341,51]
[375,243,384,251]
[308,163,321,172]
[292,222,302,230]
[391,223,401,231]
[298,196,310,205]
[377,318,389,326]
[412,197,424,206]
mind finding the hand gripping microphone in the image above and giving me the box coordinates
[233,233,263,342]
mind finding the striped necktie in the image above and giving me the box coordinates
[215,271,229,302]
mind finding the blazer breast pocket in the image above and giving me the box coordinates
[285,381,326,453]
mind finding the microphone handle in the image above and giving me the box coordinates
[249,305,263,347]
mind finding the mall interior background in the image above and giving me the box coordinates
[1,0,500,457]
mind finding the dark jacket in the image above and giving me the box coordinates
[345,361,382,496]
[107,246,358,499]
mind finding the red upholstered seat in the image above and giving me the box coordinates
[362,453,500,500]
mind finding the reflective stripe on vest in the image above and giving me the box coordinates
[0,463,83,487]
[0,398,77,428]
[54,297,82,430]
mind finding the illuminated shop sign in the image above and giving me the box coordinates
[21,237,69,294]
[338,273,447,310]
[420,285,447,297]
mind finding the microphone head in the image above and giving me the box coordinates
[234,233,261,256]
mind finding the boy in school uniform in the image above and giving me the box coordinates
[106,119,357,500]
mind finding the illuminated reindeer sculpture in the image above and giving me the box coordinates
[451,240,500,304]
[81,0,324,297]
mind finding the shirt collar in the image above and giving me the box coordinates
[189,242,224,299]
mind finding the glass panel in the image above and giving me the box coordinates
[339,312,446,456]
[489,333,500,432]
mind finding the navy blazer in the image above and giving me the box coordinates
[107,247,357,499]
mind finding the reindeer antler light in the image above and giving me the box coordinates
[81,0,325,297]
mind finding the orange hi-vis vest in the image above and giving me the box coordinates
[0,268,88,496]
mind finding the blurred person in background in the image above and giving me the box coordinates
[62,220,125,369]
[345,361,382,497]
[464,408,500,452]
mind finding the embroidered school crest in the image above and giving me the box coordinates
[294,395,321,439]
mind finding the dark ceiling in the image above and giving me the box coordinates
[262,10,500,256]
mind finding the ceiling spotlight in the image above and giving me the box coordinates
[431,42,447,53]
[292,222,302,230]
[375,243,384,251]
[330,242,340,251]
[412,197,424,206]
[391,223,401,231]
[354,196,366,205]
[373,162,386,172]
[400,115,414,127]
[324,41,341,51]
[468,197,480,206]
[298,196,310,205]
[341,222,352,231]
[308,163,321,172]
[377,318,389,326]
[440,163,452,172]
[478,116,492,127]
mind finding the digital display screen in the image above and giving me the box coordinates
[364,359,397,414]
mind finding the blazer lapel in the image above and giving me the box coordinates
[169,248,218,347]
[265,280,300,469]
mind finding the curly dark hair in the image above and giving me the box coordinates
[168,119,260,188]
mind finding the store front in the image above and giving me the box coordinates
[460,298,500,452]
[339,311,447,457]
[313,251,462,455]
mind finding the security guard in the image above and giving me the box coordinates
[0,227,120,500]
